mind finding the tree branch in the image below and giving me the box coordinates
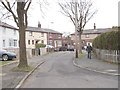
[1,1,19,26]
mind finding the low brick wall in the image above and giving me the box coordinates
[94,49,120,63]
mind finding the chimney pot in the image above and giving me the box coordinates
[38,21,41,28]
[94,23,96,29]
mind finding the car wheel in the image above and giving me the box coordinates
[2,55,8,61]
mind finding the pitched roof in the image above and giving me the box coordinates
[71,28,112,35]
[0,21,17,30]
[26,26,62,34]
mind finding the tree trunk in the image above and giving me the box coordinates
[17,2,28,68]
[78,32,82,54]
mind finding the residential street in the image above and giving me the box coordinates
[21,51,118,88]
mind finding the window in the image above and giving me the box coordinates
[13,40,17,47]
[32,40,34,45]
[41,40,44,44]
[28,40,30,45]
[49,33,52,38]
[29,32,33,36]
[41,33,44,37]
[49,40,52,45]
[58,34,61,39]
[3,40,5,47]
[9,39,12,46]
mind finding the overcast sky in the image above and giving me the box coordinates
[1,0,119,34]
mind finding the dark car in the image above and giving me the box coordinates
[59,46,67,51]
[0,50,16,61]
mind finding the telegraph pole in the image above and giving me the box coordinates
[75,0,78,58]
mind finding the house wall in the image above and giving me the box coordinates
[26,31,47,49]
[0,27,2,50]
[0,26,19,50]
[71,33,100,46]
[47,33,62,48]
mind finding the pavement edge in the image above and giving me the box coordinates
[73,58,119,76]
[14,61,45,89]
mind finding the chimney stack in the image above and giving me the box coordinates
[38,21,41,28]
[94,23,96,29]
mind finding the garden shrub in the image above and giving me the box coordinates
[35,43,46,48]
[93,29,119,50]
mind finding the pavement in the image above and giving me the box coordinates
[73,50,119,76]
[1,54,46,89]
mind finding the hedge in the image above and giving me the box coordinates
[93,30,120,50]
[35,43,46,48]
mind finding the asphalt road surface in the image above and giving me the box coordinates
[21,51,118,88]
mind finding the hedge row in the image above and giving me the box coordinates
[35,43,46,48]
[92,30,120,50]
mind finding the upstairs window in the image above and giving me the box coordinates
[41,33,44,37]
[49,33,52,38]
[29,32,33,36]
[58,34,61,39]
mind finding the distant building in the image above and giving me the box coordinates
[71,24,113,46]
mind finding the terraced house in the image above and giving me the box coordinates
[0,22,63,50]
[71,24,113,46]
[26,23,63,49]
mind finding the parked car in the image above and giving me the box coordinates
[67,45,74,51]
[0,50,16,61]
[45,45,54,48]
[59,46,67,51]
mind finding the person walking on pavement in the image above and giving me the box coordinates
[86,43,93,59]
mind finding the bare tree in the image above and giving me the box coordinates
[58,0,97,55]
[0,0,32,68]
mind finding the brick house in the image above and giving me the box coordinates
[71,27,113,46]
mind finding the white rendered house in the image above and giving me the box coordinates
[0,21,19,50]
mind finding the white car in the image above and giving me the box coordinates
[45,45,54,48]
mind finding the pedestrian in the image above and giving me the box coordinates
[86,43,93,59]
